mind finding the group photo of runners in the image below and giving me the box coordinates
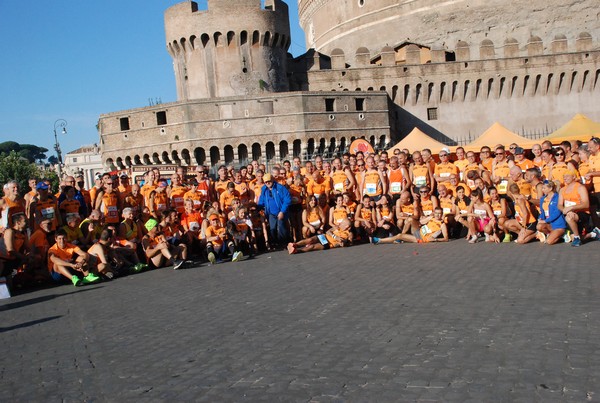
[1,135,599,292]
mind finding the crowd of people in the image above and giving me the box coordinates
[1,136,599,292]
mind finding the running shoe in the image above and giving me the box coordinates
[173,259,185,270]
[502,233,512,243]
[208,252,217,264]
[563,231,572,243]
[71,275,83,287]
[371,237,380,245]
[83,273,101,284]
[571,237,582,247]
[536,232,547,243]
[232,251,243,262]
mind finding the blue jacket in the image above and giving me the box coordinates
[257,182,291,216]
[539,192,567,229]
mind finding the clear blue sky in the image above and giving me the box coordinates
[0,0,306,159]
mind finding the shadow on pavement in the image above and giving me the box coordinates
[0,315,63,333]
[0,286,104,311]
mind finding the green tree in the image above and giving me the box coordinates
[0,151,43,196]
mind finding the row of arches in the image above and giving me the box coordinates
[329,69,600,106]
[106,135,389,169]
[168,30,290,56]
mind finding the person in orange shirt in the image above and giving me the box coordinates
[0,213,32,281]
[306,170,332,201]
[409,151,433,195]
[95,178,121,225]
[1,180,26,232]
[329,194,350,230]
[513,147,535,172]
[453,147,469,174]
[387,155,411,203]
[372,207,448,244]
[148,180,170,219]
[559,169,590,247]
[140,170,157,207]
[205,213,234,264]
[30,182,61,232]
[220,182,240,216]
[491,146,513,195]
[141,218,185,270]
[531,144,544,168]
[479,146,494,174]
[287,218,353,254]
[117,173,132,207]
[503,183,538,244]
[434,149,459,187]
[395,190,419,234]
[59,186,81,223]
[302,195,325,238]
[354,195,376,240]
[48,229,100,286]
[330,157,357,198]
[360,156,387,201]
[168,173,188,215]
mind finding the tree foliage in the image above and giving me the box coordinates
[0,141,49,163]
[0,151,45,196]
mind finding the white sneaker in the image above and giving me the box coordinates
[232,251,242,262]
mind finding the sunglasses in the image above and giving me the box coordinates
[556,152,564,156]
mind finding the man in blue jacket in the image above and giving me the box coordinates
[257,173,291,249]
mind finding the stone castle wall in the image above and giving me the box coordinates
[305,33,600,142]
[165,0,291,100]
[99,92,391,170]
[299,0,600,63]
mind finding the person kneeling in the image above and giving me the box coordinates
[288,218,353,254]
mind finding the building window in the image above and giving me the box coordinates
[120,117,130,131]
[427,107,438,120]
[156,111,167,126]
[72,157,78,163]
[325,98,335,112]
[355,98,365,111]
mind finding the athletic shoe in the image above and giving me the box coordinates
[393,239,403,244]
[208,252,216,265]
[173,259,185,270]
[484,234,490,242]
[104,271,114,280]
[71,275,83,287]
[563,231,572,243]
[131,263,145,273]
[83,273,101,285]
[571,237,582,247]
[593,227,600,238]
[502,233,512,243]
[371,237,380,245]
[536,232,546,243]
[232,251,243,262]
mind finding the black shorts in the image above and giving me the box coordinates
[526,221,537,231]
[289,204,303,213]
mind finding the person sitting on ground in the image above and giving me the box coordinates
[62,214,89,247]
[503,183,538,244]
[535,180,567,245]
[466,188,497,243]
[302,195,325,239]
[559,169,590,247]
[48,229,100,286]
[141,218,185,270]
[227,205,254,261]
[395,190,419,234]
[329,194,350,231]
[354,194,376,241]
[488,186,510,242]
[373,194,397,239]
[205,213,235,264]
[0,213,33,289]
[288,218,353,254]
[373,207,448,244]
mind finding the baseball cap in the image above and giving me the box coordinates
[263,173,273,182]
[36,182,49,190]
[144,218,158,231]
[119,172,129,179]
[209,213,220,221]
[514,147,524,155]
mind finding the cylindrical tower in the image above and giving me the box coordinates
[299,0,600,63]
[165,0,291,100]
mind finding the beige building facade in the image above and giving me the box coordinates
[99,0,600,170]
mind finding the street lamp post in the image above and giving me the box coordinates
[53,119,67,177]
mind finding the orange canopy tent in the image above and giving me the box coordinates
[387,127,450,155]
[450,122,540,152]
[543,113,600,143]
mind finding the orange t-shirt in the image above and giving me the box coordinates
[48,242,79,272]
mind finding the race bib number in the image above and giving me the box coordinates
[414,176,426,187]
[107,205,118,218]
[420,225,433,236]
[41,207,55,219]
[440,172,451,178]
[498,180,508,194]
[474,208,486,217]
[493,209,502,217]
[365,183,377,195]
[564,200,576,207]
[423,209,432,216]
[390,182,402,193]
[443,207,452,215]
[189,222,200,231]
[334,182,344,192]
[317,234,329,245]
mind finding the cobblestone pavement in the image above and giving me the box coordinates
[1,240,599,402]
